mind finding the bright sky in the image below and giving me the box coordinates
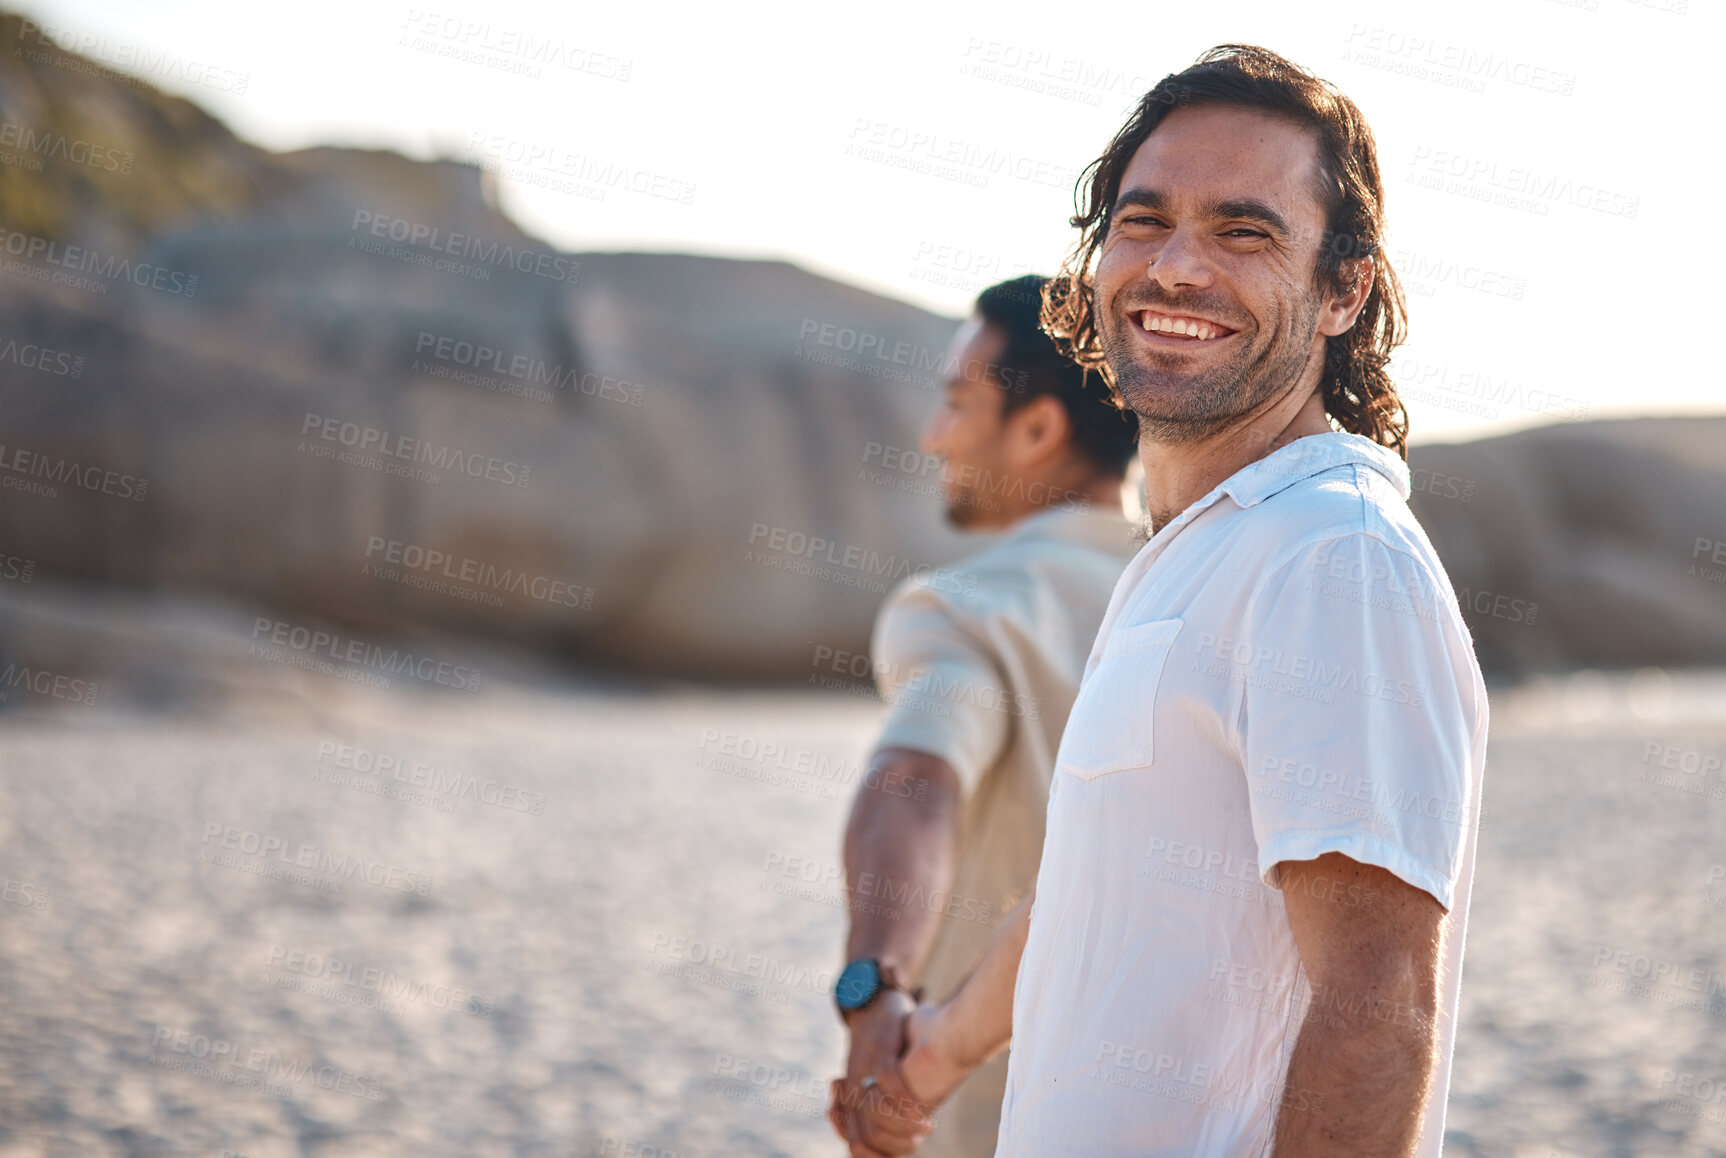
[19,0,1721,441]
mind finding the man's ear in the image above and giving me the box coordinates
[1318,255,1375,338]
[1003,393,1072,467]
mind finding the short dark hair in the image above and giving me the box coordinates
[1041,45,1411,459]
[976,275,1138,476]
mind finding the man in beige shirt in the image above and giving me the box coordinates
[828,275,1139,1157]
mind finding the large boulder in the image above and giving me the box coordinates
[0,231,972,679]
[1408,418,1726,676]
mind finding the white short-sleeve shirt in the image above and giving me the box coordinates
[995,433,1489,1158]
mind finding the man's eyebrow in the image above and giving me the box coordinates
[1210,197,1291,237]
[1112,186,1293,238]
[1113,186,1168,214]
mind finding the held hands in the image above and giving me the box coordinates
[829,998,972,1157]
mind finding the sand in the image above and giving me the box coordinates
[0,662,1724,1157]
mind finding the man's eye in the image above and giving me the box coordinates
[1119,214,1166,228]
[1225,228,1268,239]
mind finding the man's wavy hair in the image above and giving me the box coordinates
[1041,45,1411,458]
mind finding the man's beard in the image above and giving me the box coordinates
[944,491,985,528]
[1098,287,1322,446]
[945,483,1001,528]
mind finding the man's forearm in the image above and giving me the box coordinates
[842,747,962,975]
[1269,979,1437,1156]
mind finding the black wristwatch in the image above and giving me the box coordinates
[835,957,923,1021]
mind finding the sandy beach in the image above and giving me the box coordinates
[1,660,1724,1157]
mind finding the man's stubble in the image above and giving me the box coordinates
[1097,285,1324,448]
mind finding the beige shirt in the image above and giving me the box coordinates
[868,504,1137,1157]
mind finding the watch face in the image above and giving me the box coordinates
[835,958,882,1010]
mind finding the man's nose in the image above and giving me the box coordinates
[919,406,953,457]
[1148,227,1214,291]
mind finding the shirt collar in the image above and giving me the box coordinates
[1143,432,1410,548]
[1217,431,1410,509]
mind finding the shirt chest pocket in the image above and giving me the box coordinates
[1055,618,1183,781]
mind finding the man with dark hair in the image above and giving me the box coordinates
[828,274,1138,1157]
[852,47,1487,1158]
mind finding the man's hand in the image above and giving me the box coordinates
[832,746,963,1153]
[837,1001,971,1157]
[829,989,917,1151]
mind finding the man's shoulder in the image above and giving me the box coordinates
[928,511,1134,599]
[1237,460,1435,568]
[979,508,1139,575]
[877,510,1136,635]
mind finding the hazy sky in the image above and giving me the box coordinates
[20,0,1721,441]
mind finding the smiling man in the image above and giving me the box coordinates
[848,46,1489,1158]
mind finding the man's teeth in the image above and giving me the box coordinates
[1140,314,1225,341]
